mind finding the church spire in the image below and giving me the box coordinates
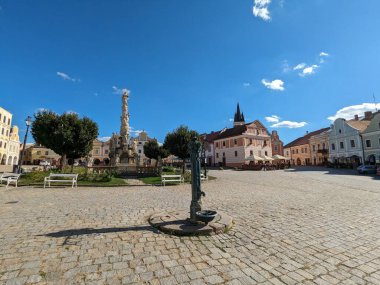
[234,103,245,126]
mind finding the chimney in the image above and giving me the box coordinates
[354,114,359,121]
[364,111,373,120]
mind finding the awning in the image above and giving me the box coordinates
[245,155,264,161]
[263,155,274,161]
[272,155,288,160]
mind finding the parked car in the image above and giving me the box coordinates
[39,161,51,166]
[357,165,377,174]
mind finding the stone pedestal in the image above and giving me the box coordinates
[149,210,233,236]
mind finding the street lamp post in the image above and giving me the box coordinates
[17,116,33,174]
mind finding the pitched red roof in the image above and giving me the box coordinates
[283,127,330,148]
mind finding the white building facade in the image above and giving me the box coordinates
[361,111,380,165]
[328,117,370,166]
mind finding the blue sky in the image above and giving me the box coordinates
[1,0,380,144]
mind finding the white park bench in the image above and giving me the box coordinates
[161,174,184,186]
[0,173,21,188]
[44,173,78,188]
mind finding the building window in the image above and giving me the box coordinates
[216,142,219,148]
[234,151,237,157]
[317,144,320,150]
[3,116,6,123]
[378,138,380,146]
[222,152,225,157]
[249,139,253,144]
[312,145,316,151]
[256,130,259,135]
[366,140,371,148]
[95,150,99,154]
[45,151,48,155]
[138,142,142,145]
[301,148,304,153]
[37,151,41,155]
[250,150,253,156]
[234,139,237,145]
[138,150,141,153]
[339,129,342,134]
[274,146,278,151]
[286,151,289,156]
[8,118,10,125]
[322,143,325,149]
[292,150,295,154]
[331,143,335,150]
[216,153,219,158]
[340,142,344,149]
[0,141,2,148]
[378,123,380,129]
[105,150,109,154]
[350,140,355,148]
[1,128,3,135]
[265,151,268,156]
[296,149,299,154]
[222,141,225,147]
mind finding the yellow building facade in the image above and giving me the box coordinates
[22,144,61,165]
[0,107,20,165]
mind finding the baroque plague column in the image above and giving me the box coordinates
[109,90,137,166]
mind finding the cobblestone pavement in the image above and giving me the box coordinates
[1,167,380,285]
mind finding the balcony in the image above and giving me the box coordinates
[317,149,328,155]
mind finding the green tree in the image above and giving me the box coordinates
[31,110,99,170]
[143,140,169,166]
[163,125,199,173]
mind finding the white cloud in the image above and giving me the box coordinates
[57,71,79,82]
[252,0,271,21]
[271,120,307,128]
[112,86,129,95]
[327,103,380,121]
[299,65,319,77]
[320,52,329,57]
[261,79,284,91]
[98,136,111,142]
[130,127,144,137]
[243,82,251,87]
[229,118,234,122]
[265,115,280,123]
[293,63,306,70]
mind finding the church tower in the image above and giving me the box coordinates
[233,103,245,126]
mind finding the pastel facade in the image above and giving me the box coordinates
[328,114,371,165]
[202,131,220,166]
[131,131,157,166]
[90,139,110,165]
[271,130,284,156]
[284,128,330,166]
[309,129,329,166]
[361,111,380,164]
[22,144,61,165]
[214,121,272,167]
[0,107,20,165]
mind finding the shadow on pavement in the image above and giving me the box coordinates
[40,225,158,239]
[284,166,380,180]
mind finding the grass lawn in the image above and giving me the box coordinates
[18,171,128,187]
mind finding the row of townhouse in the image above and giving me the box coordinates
[284,111,380,167]
[202,104,284,168]
[0,107,20,166]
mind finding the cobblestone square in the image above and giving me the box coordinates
[1,168,380,284]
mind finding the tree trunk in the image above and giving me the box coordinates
[71,159,74,173]
[182,159,185,174]
[60,154,67,172]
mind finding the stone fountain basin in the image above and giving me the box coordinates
[196,210,217,224]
